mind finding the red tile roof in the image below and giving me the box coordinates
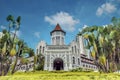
[54,24,62,31]
[50,23,66,35]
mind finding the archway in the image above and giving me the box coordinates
[53,58,63,70]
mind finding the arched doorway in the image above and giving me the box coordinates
[53,58,63,70]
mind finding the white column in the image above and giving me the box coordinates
[55,36,56,45]
[49,53,52,71]
[44,54,47,70]
[69,52,72,70]
[51,36,52,45]
[79,36,84,54]
[63,36,64,45]
[79,54,82,68]
[64,52,68,71]
[60,35,62,45]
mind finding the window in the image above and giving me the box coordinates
[56,36,60,45]
[72,47,74,53]
[56,31,60,35]
[73,57,75,64]
[78,58,80,65]
[39,46,41,53]
[75,46,77,53]
[43,47,44,53]
[52,37,54,44]
[62,37,64,44]
[83,64,85,67]
[36,49,38,54]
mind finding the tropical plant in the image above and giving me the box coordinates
[0,15,34,76]
[78,17,120,73]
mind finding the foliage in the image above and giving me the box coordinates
[36,53,45,70]
[0,15,34,76]
[70,67,94,72]
[70,67,83,72]
[78,17,120,73]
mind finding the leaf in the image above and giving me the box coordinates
[6,15,14,22]
[99,35,104,47]
[83,34,89,39]
[2,42,7,55]
[10,47,16,57]
[99,55,106,66]
[93,42,97,53]
[16,16,21,25]
[110,30,116,39]
[91,50,95,59]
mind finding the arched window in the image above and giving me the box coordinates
[43,47,44,53]
[73,57,75,64]
[72,47,74,53]
[36,49,38,54]
[75,46,77,53]
[83,64,85,67]
[39,46,41,53]
[52,37,54,44]
[62,37,64,44]
[78,58,80,65]
[56,36,60,45]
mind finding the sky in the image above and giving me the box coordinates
[0,0,120,51]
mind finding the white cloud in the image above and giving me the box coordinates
[78,28,82,32]
[78,24,88,32]
[34,32,40,38]
[11,31,21,37]
[96,3,116,16]
[45,11,79,32]
[0,25,6,29]
[83,25,88,29]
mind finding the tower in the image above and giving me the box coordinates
[50,24,66,45]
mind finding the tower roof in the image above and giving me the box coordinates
[50,24,66,35]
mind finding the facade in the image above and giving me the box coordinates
[36,24,97,71]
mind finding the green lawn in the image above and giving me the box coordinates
[0,71,120,80]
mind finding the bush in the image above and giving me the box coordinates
[70,67,94,72]
[70,67,83,72]
[36,64,44,71]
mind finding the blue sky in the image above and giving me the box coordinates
[0,0,120,51]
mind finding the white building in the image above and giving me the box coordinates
[36,24,97,71]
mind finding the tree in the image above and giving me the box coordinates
[0,15,34,76]
[78,17,120,73]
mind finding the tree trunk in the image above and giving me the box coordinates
[11,56,18,74]
[13,29,17,41]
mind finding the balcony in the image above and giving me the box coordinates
[46,45,69,50]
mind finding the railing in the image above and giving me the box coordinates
[46,45,69,50]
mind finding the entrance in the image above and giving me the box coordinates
[53,58,63,70]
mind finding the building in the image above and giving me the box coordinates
[36,24,97,71]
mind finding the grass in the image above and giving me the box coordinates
[0,71,120,80]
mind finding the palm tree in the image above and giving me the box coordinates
[28,48,34,57]
[6,15,14,33]
[13,16,21,41]
[0,15,35,76]
[78,17,120,73]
